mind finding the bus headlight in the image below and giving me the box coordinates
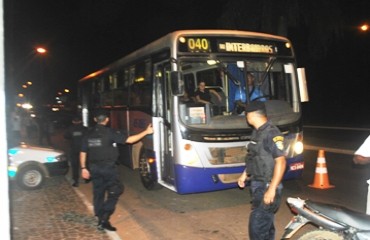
[294,141,304,155]
[181,143,202,167]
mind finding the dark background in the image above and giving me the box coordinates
[4,0,370,127]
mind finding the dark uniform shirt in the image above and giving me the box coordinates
[258,121,285,158]
[246,120,285,182]
[81,124,128,163]
[64,123,88,152]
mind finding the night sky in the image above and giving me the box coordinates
[4,0,370,126]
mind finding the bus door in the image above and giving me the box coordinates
[153,62,175,186]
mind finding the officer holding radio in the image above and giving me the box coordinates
[80,109,153,231]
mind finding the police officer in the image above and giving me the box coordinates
[64,115,88,187]
[80,110,153,231]
[237,101,286,240]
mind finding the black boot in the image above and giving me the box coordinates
[97,213,116,231]
[99,221,116,231]
[97,213,103,228]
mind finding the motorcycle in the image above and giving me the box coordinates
[281,197,370,240]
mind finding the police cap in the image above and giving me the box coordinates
[93,109,109,121]
[245,101,266,113]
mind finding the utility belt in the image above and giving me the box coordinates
[89,159,115,165]
[251,176,270,183]
[251,178,283,190]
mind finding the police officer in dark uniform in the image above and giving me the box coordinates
[237,101,286,240]
[64,115,87,187]
[80,110,153,231]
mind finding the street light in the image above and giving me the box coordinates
[360,24,369,32]
[8,46,48,109]
[36,47,47,54]
[33,47,49,107]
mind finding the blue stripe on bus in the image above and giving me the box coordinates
[173,154,304,194]
[283,154,304,180]
[174,165,244,194]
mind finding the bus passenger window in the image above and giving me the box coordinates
[130,91,141,106]
[113,89,128,106]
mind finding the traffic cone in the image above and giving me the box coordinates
[308,150,335,189]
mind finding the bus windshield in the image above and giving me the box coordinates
[178,57,301,130]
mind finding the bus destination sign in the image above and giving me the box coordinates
[218,41,275,54]
[178,36,290,56]
[185,38,211,53]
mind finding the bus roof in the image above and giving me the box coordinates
[79,29,291,82]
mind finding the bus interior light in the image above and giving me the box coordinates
[135,77,145,82]
[237,61,244,68]
[207,60,219,65]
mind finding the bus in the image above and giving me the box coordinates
[78,30,307,194]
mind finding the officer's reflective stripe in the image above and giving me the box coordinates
[72,131,83,136]
[88,138,102,147]
[315,167,328,174]
[317,157,326,163]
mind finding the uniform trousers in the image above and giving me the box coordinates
[69,150,80,183]
[249,180,283,240]
[90,163,124,221]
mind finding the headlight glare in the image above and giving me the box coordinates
[294,141,304,155]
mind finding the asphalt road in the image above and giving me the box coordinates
[50,126,370,239]
[113,150,370,239]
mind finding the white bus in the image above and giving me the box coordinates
[78,30,307,194]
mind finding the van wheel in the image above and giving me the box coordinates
[139,148,160,190]
[17,165,44,190]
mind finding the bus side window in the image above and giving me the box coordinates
[91,81,101,107]
[130,84,141,106]
[114,69,129,106]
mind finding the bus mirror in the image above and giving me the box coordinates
[297,68,309,102]
[170,71,184,96]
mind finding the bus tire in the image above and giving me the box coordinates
[139,147,161,190]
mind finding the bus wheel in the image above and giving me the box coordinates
[139,148,159,190]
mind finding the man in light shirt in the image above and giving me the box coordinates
[353,135,370,165]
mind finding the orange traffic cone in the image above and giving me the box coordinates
[308,150,335,189]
